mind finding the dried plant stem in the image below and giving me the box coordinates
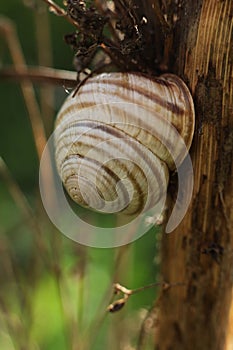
[81,246,132,349]
[42,0,121,62]
[34,5,54,134]
[0,66,77,88]
[94,0,120,42]
[0,233,33,350]
[53,274,74,350]
[137,297,159,350]
[0,17,46,159]
[0,295,24,350]
[36,8,80,348]
[0,158,48,263]
[0,16,59,212]
[42,0,80,28]
[0,66,77,87]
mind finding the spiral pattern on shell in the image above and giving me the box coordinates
[54,72,195,216]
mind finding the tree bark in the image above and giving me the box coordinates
[157,1,233,349]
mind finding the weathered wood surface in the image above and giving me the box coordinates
[158,1,233,349]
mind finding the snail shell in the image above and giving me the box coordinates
[54,72,195,216]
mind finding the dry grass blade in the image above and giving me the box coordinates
[0,66,77,86]
[0,16,60,211]
[0,157,48,262]
[0,17,46,159]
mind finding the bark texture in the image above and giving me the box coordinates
[157,1,233,349]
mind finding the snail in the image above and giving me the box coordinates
[54,72,195,218]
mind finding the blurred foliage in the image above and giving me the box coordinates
[0,0,72,186]
[0,1,161,349]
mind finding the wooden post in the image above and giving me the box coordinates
[157,1,233,349]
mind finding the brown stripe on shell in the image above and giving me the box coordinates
[56,105,177,153]
[56,73,194,137]
[62,153,121,187]
[56,121,166,214]
[55,73,194,156]
[97,83,184,116]
[58,140,148,215]
[68,155,146,215]
[65,83,184,117]
[60,144,148,215]
[55,73,190,129]
[56,118,168,195]
[55,78,193,167]
[80,73,190,114]
[55,101,97,126]
[55,104,181,171]
[56,119,167,201]
[61,154,131,208]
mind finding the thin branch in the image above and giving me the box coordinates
[107,281,186,312]
[42,0,80,28]
[0,66,77,87]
